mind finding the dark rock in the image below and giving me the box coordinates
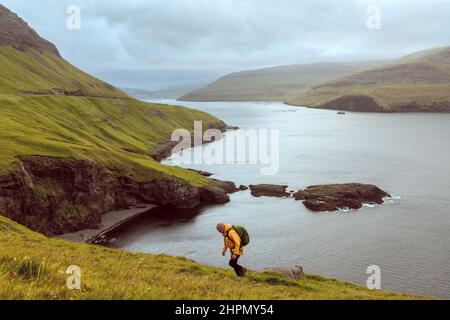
[261,266,306,280]
[249,184,290,198]
[150,141,179,162]
[199,186,230,204]
[292,190,307,200]
[239,185,249,191]
[0,156,230,236]
[0,4,60,56]
[209,179,239,194]
[294,183,390,212]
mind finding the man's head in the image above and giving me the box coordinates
[216,223,225,234]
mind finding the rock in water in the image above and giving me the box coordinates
[249,184,290,198]
[293,183,390,212]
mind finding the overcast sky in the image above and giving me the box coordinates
[1,0,449,90]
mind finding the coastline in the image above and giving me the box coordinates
[56,118,239,244]
[58,205,157,243]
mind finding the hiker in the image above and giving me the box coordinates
[216,223,250,277]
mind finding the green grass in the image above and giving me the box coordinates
[0,94,224,184]
[290,83,450,112]
[0,215,425,300]
[289,47,450,112]
[0,47,226,185]
[0,45,126,97]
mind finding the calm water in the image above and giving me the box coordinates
[110,100,450,298]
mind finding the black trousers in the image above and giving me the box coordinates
[229,255,244,276]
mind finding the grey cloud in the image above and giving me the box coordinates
[0,0,449,90]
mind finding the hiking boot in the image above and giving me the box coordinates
[238,267,248,277]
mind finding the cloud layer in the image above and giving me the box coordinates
[1,0,449,89]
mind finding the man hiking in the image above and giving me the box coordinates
[216,223,250,277]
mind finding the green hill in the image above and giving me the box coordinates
[179,61,384,102]
[0,4,227,235]
[0,215,423,300]
[0,46,126,98]
[288,47,450,112]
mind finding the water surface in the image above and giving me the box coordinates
[110,100,450,298]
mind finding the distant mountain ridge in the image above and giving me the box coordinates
[179,61,386,102]
[289,46,450,112]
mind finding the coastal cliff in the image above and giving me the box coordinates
[0,156,231,236]
[0,4,231,235]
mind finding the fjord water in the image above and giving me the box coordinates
[110,100,450,298]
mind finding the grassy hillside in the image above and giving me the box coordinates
[0,47,225,183]
[289,47,450,112]
[0,46,126,98]
[179,61,384,102]
[0,215,423,300]
[0,93,222,183]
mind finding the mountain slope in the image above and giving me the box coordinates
[0,5,228,235]
[179,61,384,102]
[0,46,126,97]
[289,47,450,112]
[0,215,423,300]
[0,4,59,55]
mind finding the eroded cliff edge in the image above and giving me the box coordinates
[0,156,231,236]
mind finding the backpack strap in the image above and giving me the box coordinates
[225,225,235,240]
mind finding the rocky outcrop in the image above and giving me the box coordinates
[261,266,306,280]
[0,4,60,56]
[150,141,180,162]
[293,183,390,212]
[249,184,291,198]
[209,179,239,194]
[0,156,230,236]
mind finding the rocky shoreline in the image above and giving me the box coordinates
[58,205,157,243]
[0,156,237,236]
[0,149,390,238]
[0,121,241,237]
